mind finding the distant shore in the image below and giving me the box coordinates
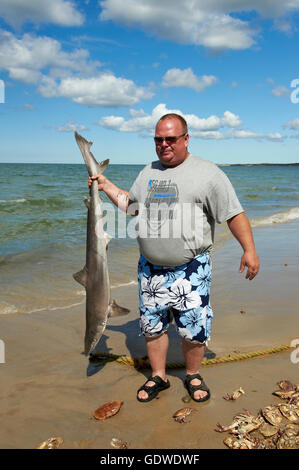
[218,162,299,166]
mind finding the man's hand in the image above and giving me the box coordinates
[239,250,260,280]
[227,213,260,281]
[88,174,107,191]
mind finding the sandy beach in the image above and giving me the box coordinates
[0,220,298,450]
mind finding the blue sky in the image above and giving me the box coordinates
[1,0,299,164]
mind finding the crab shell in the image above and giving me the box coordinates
[276,427,299,449]
[173,407,197,423]
[110,438,128,449]
[223,387,245,401]
[259,422,279,438]
[261,405,283,426]
[93,401,123,420]
[277,380,296,391]
[37,437,63,449]
[279,404,299,423]
[272,389,297,399]
[223,435,260,449]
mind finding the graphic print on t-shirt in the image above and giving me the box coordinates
[140,178,180,239]
[144,179,179,220]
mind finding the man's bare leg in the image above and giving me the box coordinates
[182,338,208,400]
[137,332,169,400]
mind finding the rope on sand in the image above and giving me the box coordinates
[89,344,291,370]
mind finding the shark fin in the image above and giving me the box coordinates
[73,266,88,288]
[108,299,130,318]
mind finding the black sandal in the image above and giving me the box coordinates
[137,375,170,402]
[184,373,210,403]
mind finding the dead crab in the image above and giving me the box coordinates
[259,422,279,438]
[279,403,299,423]
[276,424,299,449]
[273,380,299,400]
[223,387,245,401]
[223,434,260,449]
[110,438,128,449]
[173,407,197,423]
[261,405,283,426]
[215,409,264,435]
[93,401,123,420]
[37,437,63,449]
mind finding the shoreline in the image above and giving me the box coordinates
[0,220,298,449]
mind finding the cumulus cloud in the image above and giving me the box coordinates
[38,74,153,107]
[0,29,100,85]
[0,29,153,107]
[99,0,299,51]
[100,0,256,51]
[98,103,242,135]
[57,120,88,132]
[162,68,218,92]
[283,118,299,130]
[0,0,84,28]
[98,103,285,142]
[228,129,284,141]
[272,85,290,97]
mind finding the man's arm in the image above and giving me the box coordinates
[227,212,260,280]
[88,174,137,215]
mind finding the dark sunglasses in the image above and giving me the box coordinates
[154,133,186,145]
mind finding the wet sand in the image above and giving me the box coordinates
[0,220,298,449]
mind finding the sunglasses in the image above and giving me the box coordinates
[154,133,186,145]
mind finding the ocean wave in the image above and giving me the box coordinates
[0,302,18,315]
[251,207,299,227]
[0,198,26,204]
[111,280,138,289]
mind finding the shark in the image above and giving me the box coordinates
[73,131,129,356]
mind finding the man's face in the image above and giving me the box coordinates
[155,118,189,168]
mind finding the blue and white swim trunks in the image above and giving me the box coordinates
[138,252,213,344]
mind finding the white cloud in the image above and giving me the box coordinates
[0,29,153,107]
[162,68,218,92]
[0,30,100,85]
[100,0,256,51]
[272,85,290,97]
[39,75,153,107]
[23,103,35,111]
[57,120,88,132]
[283,118,299,130]
[98,103,285,142]
[229,129,285,141]
[99,0,299,51]
[99,103,241,134]
[191,130,227,140]
[0,0,84,28]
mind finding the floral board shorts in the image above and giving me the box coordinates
[138,252,213,344]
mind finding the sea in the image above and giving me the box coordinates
[0,162,298,316]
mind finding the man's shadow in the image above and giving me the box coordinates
[86,318,216,378]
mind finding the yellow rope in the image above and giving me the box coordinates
[89,344,291,370]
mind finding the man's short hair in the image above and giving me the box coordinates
[156,113,188,134]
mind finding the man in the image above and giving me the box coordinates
[89,113,260,403]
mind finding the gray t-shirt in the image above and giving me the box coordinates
[129,154,243,266]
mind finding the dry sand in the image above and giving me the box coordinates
[0,221,298,449]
